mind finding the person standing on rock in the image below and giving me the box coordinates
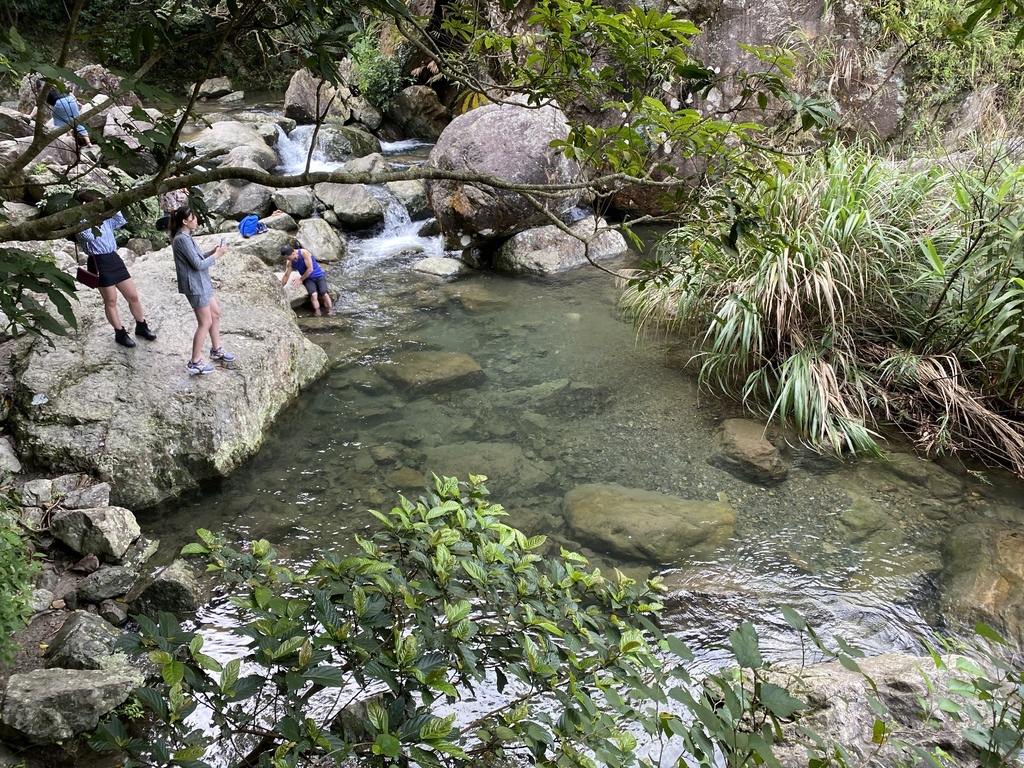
[73,190,157,349]
[171,206,234,375]
[280,245,333,317]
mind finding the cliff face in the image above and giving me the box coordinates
[406,0,1010,150]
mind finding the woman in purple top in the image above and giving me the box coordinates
[74,190,156,348]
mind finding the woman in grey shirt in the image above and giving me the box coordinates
[170,206,234,375]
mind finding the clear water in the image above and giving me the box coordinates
[137,132,1024,667]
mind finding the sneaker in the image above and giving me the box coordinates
[210,347,235,362]
[186,359,214,375]
[114,327,136,348]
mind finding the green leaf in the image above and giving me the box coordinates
[729,622,763,668]
[419,713,456,741]
[758,683,805,718]
[162,661,185,687]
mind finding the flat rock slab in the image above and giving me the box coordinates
[10,238,329,509]
[563,482,735,564]
[1,667,143,743]
[376,350,485,394]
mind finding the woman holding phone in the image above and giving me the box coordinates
[170,206,235,375]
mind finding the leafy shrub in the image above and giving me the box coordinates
[351,24,404,110]
[0,483,38,664]
[622,143,1024,475]
[93,475,1024,768]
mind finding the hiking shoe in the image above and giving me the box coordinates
[210,347,235,362]
[186,359,214,375]
[135,320,157,341]
[114,327,136,348]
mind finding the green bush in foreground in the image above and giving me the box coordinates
[97,476,1023,767]
[0,482,38,664]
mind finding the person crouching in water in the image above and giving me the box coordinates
[280,245,333,316]
[170,206,234,375]
[73,190,157,348]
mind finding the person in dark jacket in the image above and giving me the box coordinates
[170,206,233,375]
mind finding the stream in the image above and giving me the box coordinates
[140,112,1024,674]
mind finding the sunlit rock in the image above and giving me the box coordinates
[563,482,735,563]
[9,238,328,509]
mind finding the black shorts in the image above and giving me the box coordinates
[87,251,131,288]
[303,275,329,296]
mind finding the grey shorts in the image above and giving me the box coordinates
[185,293,212,310]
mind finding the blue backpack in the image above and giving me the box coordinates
[239,214,266,238]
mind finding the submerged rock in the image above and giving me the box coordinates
[765,653,980,768]
[708,418,789,485]
[376,350,485,394]
[941,522,1024,645]
[563,483,735,563]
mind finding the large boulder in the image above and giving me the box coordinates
[315,125,382,162]
[295,217,347,263]
[941,522,1024,645]
[314,182,385,229]
[284,68,352,125]
[9,236,329,510]
[424,100,582,250]
[183,120,272,163]
[0,668,143,744]
[385,85,451,140]
[563,483,735,563]
[493,217,628,275]
[205,178,275,220]
[764,653,980,767]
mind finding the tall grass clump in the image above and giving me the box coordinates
[622,143,1024,474]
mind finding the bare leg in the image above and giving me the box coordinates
[321,292,333,316]
[115,278,146,322]
[192,305,212,363]
[310,292,321,316]
[207,296,223,352]
[98,285,123,329]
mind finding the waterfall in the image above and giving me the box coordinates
[274,125,345,174]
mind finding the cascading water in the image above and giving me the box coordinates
[272,127,445,322]
[273,124,343,174]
